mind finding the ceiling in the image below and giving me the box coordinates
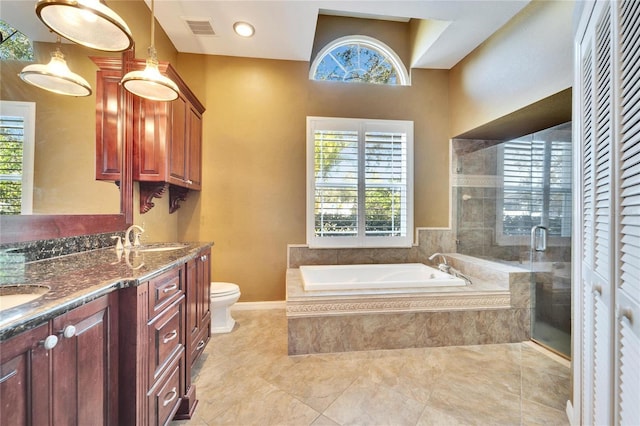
[1,0,531,69]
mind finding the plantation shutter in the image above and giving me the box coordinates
[501,138,572,236]
[313,130,359,237]
[0,115,25,214]
[307,117,413,248]
[616,0,640,422]
[364,131,407,237]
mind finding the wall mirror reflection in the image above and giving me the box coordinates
[0,20,121,217]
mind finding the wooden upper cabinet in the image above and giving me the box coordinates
[93,57,123,182]
[92,57,205,212]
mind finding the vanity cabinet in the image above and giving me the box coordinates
[92,57,205,214]
[0,323,50,426]
[175,247,211,419]
[0,293,118,426]
[119,266,186,426]
[187,247,211,366]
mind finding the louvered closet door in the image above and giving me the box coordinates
[616,0,640,424]
[578,1,615,425]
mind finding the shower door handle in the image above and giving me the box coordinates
[530,225,548,252]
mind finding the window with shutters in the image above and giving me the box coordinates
[0,101,35,214]
[307,117,413,248]
[496,122,572,245]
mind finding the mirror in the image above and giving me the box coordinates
[0,13,131,243]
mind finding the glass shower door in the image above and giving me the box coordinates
[526,123,572,358]
[530,224,572,358]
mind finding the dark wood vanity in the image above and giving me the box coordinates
[0,46,210,425]
[0,243,212,426]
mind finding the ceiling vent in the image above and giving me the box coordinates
[183,18,216,36]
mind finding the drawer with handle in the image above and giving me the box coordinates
[148,357,184,426]
[148,299,184,383]
[148,267,184,318]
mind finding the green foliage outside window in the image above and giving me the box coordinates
[0,20,34,61]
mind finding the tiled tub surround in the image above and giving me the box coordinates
[0,241,213,341]
[286,253,531,355]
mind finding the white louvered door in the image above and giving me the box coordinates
[615,0,640,423]
[575,1,640,425]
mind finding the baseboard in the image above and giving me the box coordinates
[232,301,286,311]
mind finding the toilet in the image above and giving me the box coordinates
[210,282,241,333]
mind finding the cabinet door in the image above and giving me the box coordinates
[94,64,122,181]
[51,293,118,426]
[186,256,199,351]
[134,97,169,181]
[197,249,211,337]
[169,96,188,186]
[0,324,50,426]
[187,106,203,190]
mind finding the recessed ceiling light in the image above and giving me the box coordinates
[233,21,255,38]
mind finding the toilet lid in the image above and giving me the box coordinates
[211,282,240,296]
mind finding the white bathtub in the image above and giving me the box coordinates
[299,263,466,291]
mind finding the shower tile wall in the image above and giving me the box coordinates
[452,140,508,259]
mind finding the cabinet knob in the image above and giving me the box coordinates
[41,335,58,350]
[196,340,206,351]
[200,255,207,262]
[61,325,76,339]
[186,179,193,185]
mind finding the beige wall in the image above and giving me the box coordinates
[448,0,574,138]
[176,54,451,301]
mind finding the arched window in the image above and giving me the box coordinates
[310,35,409,86]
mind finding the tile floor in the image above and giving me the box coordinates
[173,309,570,426]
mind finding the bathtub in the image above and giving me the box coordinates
[299,263,466,291]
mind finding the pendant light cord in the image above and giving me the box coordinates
[150,0,155,50]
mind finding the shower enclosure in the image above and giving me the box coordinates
[452,122,572,358]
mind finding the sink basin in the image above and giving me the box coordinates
[132,243,189,252]
[0,285,50,310]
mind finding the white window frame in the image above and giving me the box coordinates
[0,100,35,214]
[306,116,414,248]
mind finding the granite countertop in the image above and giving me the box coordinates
[0,242,213,341]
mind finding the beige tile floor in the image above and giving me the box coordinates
[173,309,570,426]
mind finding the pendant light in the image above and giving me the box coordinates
[120,0,179,102]
[35,0,134,52]
[19,38,92,97]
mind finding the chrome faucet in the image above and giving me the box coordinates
[124,224,144,249]
[428,252,450,273]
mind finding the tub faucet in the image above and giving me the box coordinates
[428,252,450,273]
[124,225,144,249]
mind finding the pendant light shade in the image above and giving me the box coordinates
[35,0,134,52]
[19,47,92,97]
[121,0,179,102]
[121,48,179,101]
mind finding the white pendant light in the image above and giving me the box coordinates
[19,42,92,97]
[35,0,134,52]
[121,0,179,102]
